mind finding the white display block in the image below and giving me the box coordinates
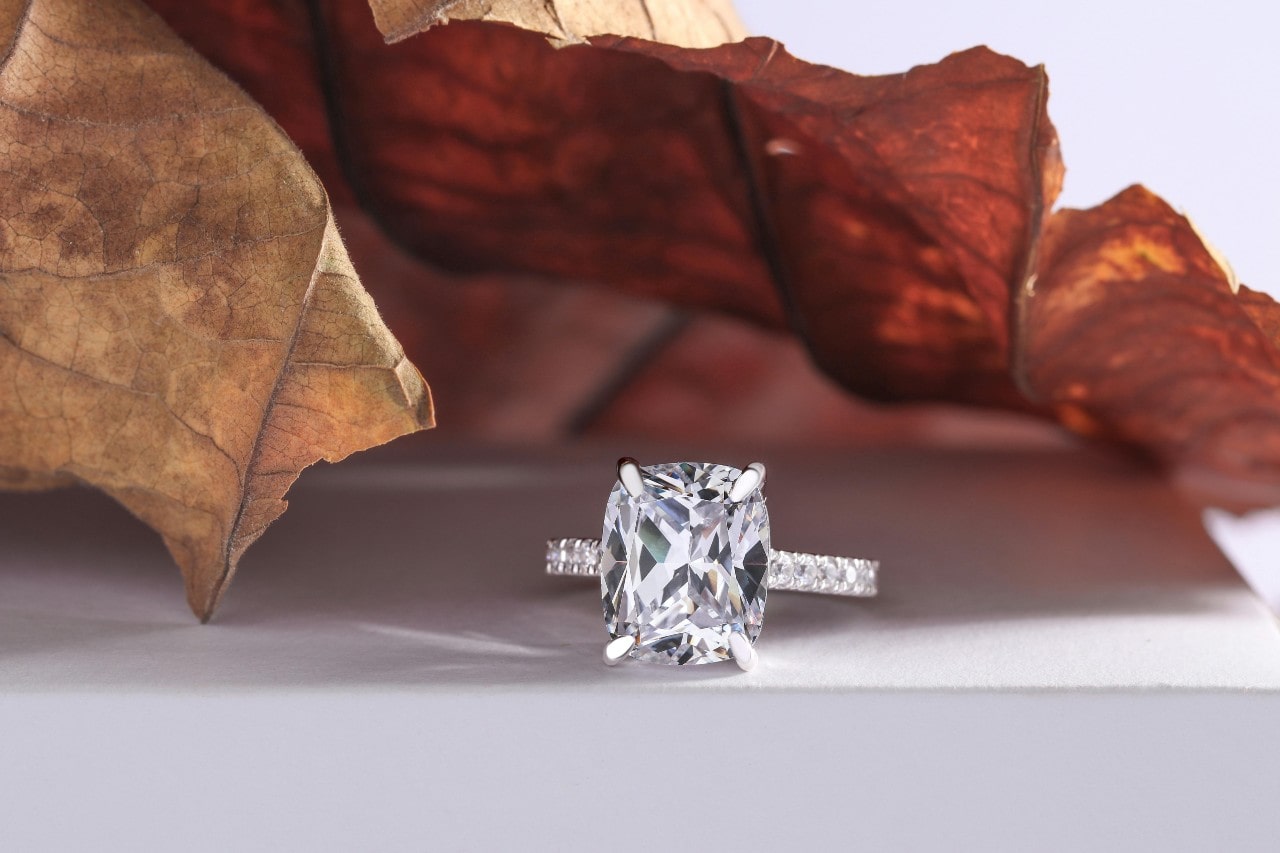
[2,442,1278,849]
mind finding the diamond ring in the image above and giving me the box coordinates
[546,459,879,671]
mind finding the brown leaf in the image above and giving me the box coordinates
[332,203,679,440]
[1021,186,1280,501]
[335,201,1066,449]
[367,0,746,46]
[0,0,433,620]
[142,2,1280,503]
[149,4,1058,402]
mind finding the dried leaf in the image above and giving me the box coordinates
[137,2,1280,502]
[336,201,1064,448]
[0,0,433,619]
[368,0,746,46]
[333,203,680,440]
[151,3,1058,405]
[1021,186,1280,501]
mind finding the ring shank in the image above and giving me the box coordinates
[546,538,878,598]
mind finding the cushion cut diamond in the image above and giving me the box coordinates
[600,462,770,665]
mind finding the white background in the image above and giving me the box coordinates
[738,0,1280,605]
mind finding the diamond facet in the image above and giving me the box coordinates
[600,462,770,665]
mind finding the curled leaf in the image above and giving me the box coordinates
[150,4,1060,403]
[1022,187,1280,501]
[0,0,433,619]
[140,1,1280,503]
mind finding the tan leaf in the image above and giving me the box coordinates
[0,0,433,620]
[366,0,746,46]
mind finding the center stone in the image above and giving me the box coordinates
[600,462,770,665]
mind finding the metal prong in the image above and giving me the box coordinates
[728,633,757,672]
[727,462,766,503]
[603,635,636,666]
[617,457,645,498]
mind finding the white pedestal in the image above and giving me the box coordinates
[2,442,1278,849]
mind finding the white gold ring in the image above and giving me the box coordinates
[546,458,880,671]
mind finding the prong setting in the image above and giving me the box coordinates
[727,632,758,672]
[603,635,637,666]
[727,462,766,503]
[600,462,771,666]
[616,457,645,499]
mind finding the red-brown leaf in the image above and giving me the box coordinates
[1022,186,1280,502]
[143,0,1280,504]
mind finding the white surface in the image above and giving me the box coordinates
[1206,506,1280,613]
[2,443,1279,849]
[2,443,1278,691]
[736,0,1280,301]
[2,693,1278,852]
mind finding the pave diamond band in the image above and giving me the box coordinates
[546,537,879,597]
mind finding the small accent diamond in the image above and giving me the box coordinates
[773,551,794,584]
[545,538,600,575]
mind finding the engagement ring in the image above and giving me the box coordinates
[547,459,879,671]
